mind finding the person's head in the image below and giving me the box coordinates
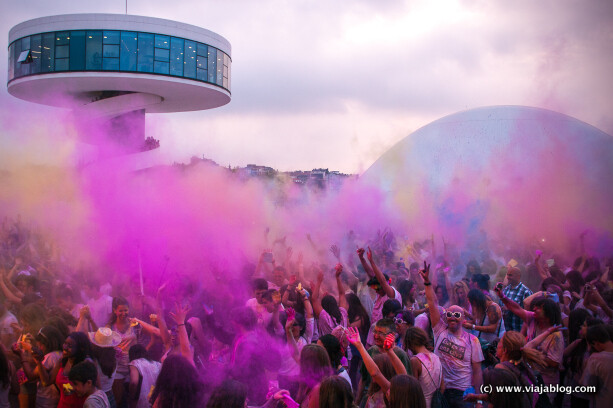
[568,308,592,342]
[396,279,416,306]
[35,326,64,354]
[110,296,129,325]
[367,275,390,296]
[445,305,465,333]
[393,310,414,337]
[373,318,396,348]
[317,334,343,368]
[271,266,286,286]
[531,297,561,327]
[435,285,447,304]
[150,354,205,408]
[260,289,276,313]
[68,361,98,397]
[129,344,150,362]
[15,274,36,294]
[283,310,306,339]
[505,267,522,287]
[483,368,524,408]
[318,375,355,408]
[62,331,91,365]
[370,353,396,395]
[299,344,332,389]
[466,260,481,276]
[497,331,546,368]
[252,278,268,304]
[586,324,612,352]
[43,315,71,339]
[565,270,585,293]
[403,327,429,355]
[169,321,192,347]
[381,299,402,319]
[467,288,487,313]
[206,379,247,408]
[321,294,342,324]
[388,374,426,408]
[471,273,490,291]
[84,277,101,299]
[453,281,469,302]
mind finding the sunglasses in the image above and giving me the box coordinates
[37,328,48,341]
[393,317,407,325]
[446,311,462,319]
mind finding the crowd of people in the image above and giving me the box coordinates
[0,215,612,408]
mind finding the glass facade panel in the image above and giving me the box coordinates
[155,48,169,62]
[41,33,54,73]
[155,35,170,49]
[30,34,41,74]
[197,43,207,57]
[170,37,184,76]
[103,58,119,70]
[103,31,120,44]
[196,68,207,81]
[207,47,216,83]
[184,40,197,78]
[103,44,119,58]
[120,32,137,71]
[137,33,154,73]
[9,30,230,92]
[154,61,170,74]
[55,58,69,71]
[69,31,85,71]
[86,31,103,70]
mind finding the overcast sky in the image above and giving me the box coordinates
[2,0,612,173]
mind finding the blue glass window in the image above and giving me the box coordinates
[155,48,169,62]
[69,31,85,71]
[103,31,120,44]
[170,37,184,76]
[103,44,119,58]
[56,32,69,45]
[196,68,207,81]
[120,32,137,71]
[56,45,69,59]
[55,58,69,71]
[8,43,14,80]
[41,33,54,72]
[103,58,119,70]
[184,40,197,79]
[86,31,103,70]
[197,43,207,57]
[154,61,169,74]
[30,34,42,74]
[155,35,170,49]
[137,33,154,73]
[207,47,216,83]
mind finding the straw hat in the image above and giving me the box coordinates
[88,327,121,348]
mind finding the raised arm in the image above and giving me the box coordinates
[367,247,395,299]
[346,327,391,393]
[534,251,550,281]
[383,334,407,376]
[494,285,530,323]
[420,262,440,328]
[357,247,375,278]
[335,264,349,311]
[311,268,324,318]
[169,303,194,362]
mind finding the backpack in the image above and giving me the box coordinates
[416,356,449,408]
[499,361,552,408]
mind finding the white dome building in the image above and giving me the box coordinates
[361,106,613,254]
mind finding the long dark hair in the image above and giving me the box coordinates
[61,332,91,367]
[35,325,64,353]
[319,375,356,408]
[467,288,487,313]
[150,354,205,408]
[345,293,370,337]
[531,297,561,326]
[108,296,129,326]
[483,368,529,408]
[90,344,117,378]
[296,344,333,404]
[389,374,426,408]
[206,379,246,408]
[321,295,343,326]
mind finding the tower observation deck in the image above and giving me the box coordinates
[7,14,231,153]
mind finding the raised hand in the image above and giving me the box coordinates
[170,302,191,325]
[346,327,361,345]
[366,246,373,262]
[330,244,341,260]
[334,263,343,278]
[419,261,431,283]
[383,333,395,351]
[356,247,365,258]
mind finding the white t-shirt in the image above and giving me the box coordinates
[87,294,113,328]
[0,311,18,347]
[432,320,483,390]
[245,297,272,327]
